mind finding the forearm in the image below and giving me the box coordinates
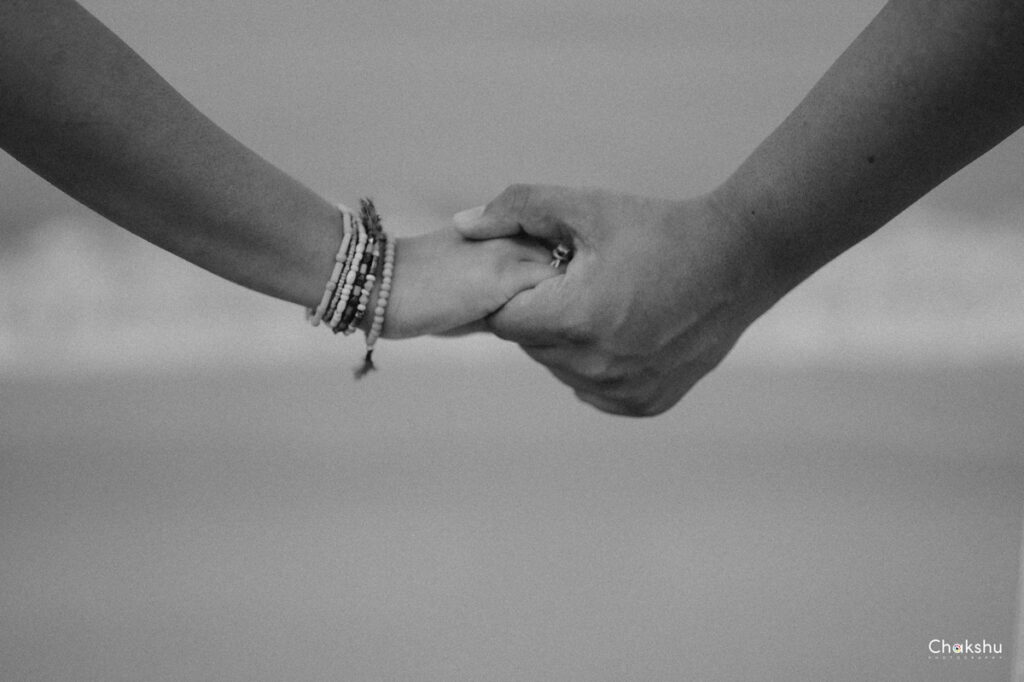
[0,0,336,307]
[712,0,1024,294]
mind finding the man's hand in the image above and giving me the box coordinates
[454,184,780,416]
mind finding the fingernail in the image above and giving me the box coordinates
[453,204,485,228]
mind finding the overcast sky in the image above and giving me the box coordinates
[2,0,1022,243]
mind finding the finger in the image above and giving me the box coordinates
[573,390,643,417]
[523,353,637,415]
[500,261,561,299]
[453,184,579,244]
[434,261,554,338]
[485,277,574,346]
[521,345,624,395]
[434,320,489,336]
[452,204,507,237]
[521,346,592,393]
[575,370,699,417]
[521,344,577,375]
[505,234,557,265]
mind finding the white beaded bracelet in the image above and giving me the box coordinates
[308,198,394,378]
[327,213,367,330]
[355,236,395,379]
[307,207,353,326]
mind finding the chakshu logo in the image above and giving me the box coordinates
[928,638,1004,660]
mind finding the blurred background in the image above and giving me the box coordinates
[2,1,1022,680]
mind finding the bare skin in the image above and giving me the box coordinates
[0,0,555,340]
[456,0,1024,416]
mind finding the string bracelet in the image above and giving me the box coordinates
[334,228,378,333]
[335,198,384,334]
[323,210,361,324]
[307,198,394,377]
[307,207,353,326]
[356,236,395,379]
[327,213,368,330]
[323,219,359,323]
[343,232,384,335]
[322,209,357,324]
[324,229,357,324]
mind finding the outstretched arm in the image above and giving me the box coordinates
[0,0,554,338]
[455,0,1024,415]
[713,0,1024,294]
[0,0,337,307]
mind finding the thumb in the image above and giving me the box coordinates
[452,204,510,239]
[453,183,578,244]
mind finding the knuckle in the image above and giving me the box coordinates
[575,391,660,418]
[559,300,602,346]
[483,312,514,340]
[561,317,597,346]
[594,371,677,417]
[578,355,627,387]
[614,394,666,418]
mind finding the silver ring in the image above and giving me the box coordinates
[550,244,572,268]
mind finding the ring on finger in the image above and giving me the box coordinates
[550,244,573,269]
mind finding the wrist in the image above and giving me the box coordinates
[637,193,782,346]
[705,179,829,303]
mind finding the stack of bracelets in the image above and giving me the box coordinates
[306,198,395,378]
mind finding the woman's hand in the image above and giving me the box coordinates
[379,227,558,339]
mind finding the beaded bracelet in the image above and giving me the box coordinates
[334,230,378,333]
[327,213,368,330]
[322,211,360,324]
[356,236,395,377]
[339,199,385,332]
[307,208,353,326]
[308,198,395,378]
[342,232,384,335]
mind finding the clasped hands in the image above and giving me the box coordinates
[389,185,782,417]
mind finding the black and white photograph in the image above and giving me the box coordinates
[2,1,1022,679]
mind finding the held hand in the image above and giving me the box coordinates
[380,227,556,339]
[454,185,781,416]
